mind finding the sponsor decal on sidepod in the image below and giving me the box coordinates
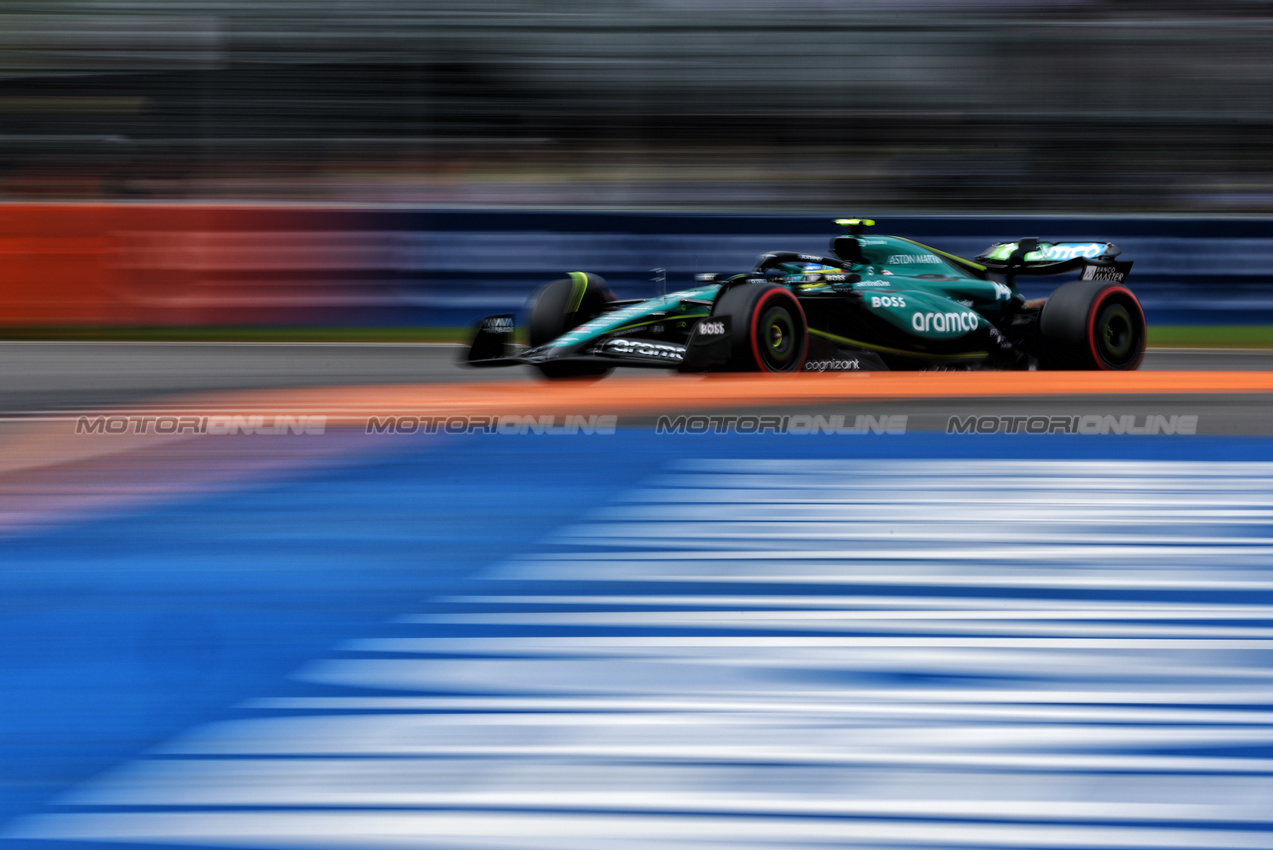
[912,311,980,334]
[871,295,907,309]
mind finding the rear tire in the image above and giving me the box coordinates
[1039,280,1145,370]
[713,283,808,372]
[527,273,616,380]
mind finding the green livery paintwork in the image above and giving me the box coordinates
[894,237,988,273]
[861,289,987,341]
[469,218,1139,374]
[549,285,717,351]
[773,234,1016,324]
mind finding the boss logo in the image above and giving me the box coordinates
[870,295,907,309]
[697,320,727,336]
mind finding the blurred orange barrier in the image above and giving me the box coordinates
[0,203,348,326]
[0,204,118,323]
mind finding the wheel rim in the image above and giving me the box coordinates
[758,305,798,370]
[1094,301,1137,367]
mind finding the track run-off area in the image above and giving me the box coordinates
[4,349,1273,850]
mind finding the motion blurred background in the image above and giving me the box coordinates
[8,6,1273,849]
[6,0,1273,335]
[3,0,1272,212]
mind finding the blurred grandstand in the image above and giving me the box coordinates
[2,0,1273,211]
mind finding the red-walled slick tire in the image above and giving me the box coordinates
[1039,280,1145,370]
[713,283,809,372]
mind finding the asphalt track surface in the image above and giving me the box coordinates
[1,341,1273,414]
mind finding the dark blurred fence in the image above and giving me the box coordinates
[1,203,1270,327]
[3,2,1273,212]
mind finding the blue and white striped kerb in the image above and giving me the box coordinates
[10,459,1273,850]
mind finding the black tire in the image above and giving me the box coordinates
[713,283,808,372]
[1038,280,1146,370]
[527,273,617,379]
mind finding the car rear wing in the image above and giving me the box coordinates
[976,238,1132,285]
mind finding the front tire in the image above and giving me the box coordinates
[1039,280,1145,370]
[527,273,616,379]
[713,283,808,372]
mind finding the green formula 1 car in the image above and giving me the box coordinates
[464,219,1145,377]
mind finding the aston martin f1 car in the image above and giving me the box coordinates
[464,219,1145,377]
